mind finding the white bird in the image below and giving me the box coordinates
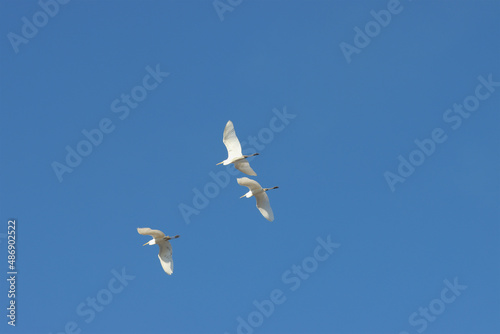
[217,120,259,176]
[237,177,279,222]
[137,228,180,275]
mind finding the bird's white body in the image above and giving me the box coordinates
[218,120,259,176]
[242,188,263,198]
[237,177,278,222]
[137,228,179,275]
[221,156,246,165]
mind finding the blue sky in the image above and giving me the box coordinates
[1,1,499,333]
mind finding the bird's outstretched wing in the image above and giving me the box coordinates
[234,159,257,176]
[237,177,262,192]
[223,120,242,160]
[157,240,173,275]
[137,228,165,239]
[255,192,274,222]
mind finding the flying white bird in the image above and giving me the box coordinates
[217,120,259,176]
[237,177,279,222]
[137,228,180,275]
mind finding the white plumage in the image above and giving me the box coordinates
[237,177,279,222]
[217,120,259,176]
[137,228,180,275]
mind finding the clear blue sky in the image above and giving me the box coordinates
[1,1,499,333]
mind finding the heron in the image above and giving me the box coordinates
[237,177,279,221]
[137,228,180,275]
[217,120,259,176]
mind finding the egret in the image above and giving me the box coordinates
[217,120,259,176]
[137,228,180,275]
[237,177,279,222]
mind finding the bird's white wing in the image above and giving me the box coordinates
[255,192,274,222]
[234,159,257,176]
[157,240,173,275]
[137,228,165,239]
[223,120,242,159]
[237,177,262,192]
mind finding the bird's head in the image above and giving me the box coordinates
[143,239,155,246]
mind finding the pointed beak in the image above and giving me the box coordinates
[240,194,246,198]
[142,242,149,246]
[216,161,224,165]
